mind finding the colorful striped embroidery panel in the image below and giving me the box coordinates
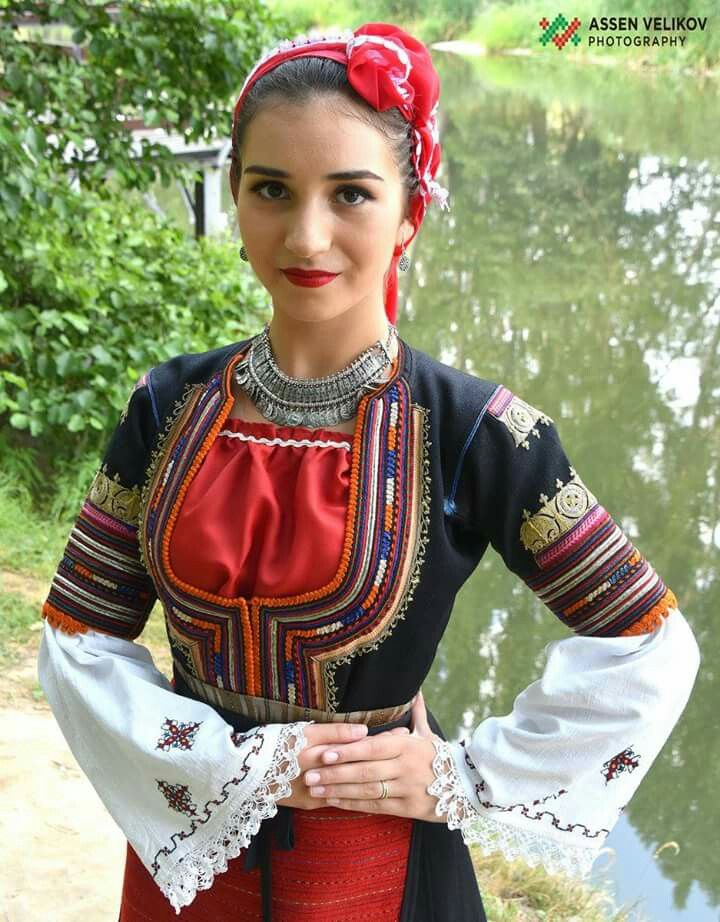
[42,468,157,639]
[487,385,678,637]
[525,497,677,636]
[140,344,429,711]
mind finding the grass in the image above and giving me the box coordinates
[0,589,43,662]
[266,0,720,75]
[0,470,78,583]
[464,1,719,75]
[470,850,648,920]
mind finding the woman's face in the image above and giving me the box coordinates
[234,96,414,326]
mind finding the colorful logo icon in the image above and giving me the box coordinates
[539,14,582,49]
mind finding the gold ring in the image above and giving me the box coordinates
[378,779,389,800]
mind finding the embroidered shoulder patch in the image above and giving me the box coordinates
[520,466,598,554]
[487,385,553,450]
[88,464,143,527]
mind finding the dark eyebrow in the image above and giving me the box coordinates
[243,165,385,182]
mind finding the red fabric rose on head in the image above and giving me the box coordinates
[347,38,413,117]
[347,23,439,125]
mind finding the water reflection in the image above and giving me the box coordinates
[409,52,718,921]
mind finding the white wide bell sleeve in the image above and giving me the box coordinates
[38,620,314,915]
[427,606,700,879]
[428,383,701,878]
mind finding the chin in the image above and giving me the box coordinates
[270,300,354,324]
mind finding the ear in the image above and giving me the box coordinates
[397,216,415,249]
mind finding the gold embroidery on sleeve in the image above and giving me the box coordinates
[520,467,598,553]
[496,394,554,450]
[88,465,143,526]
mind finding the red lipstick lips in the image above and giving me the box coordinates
[282,268,339,288]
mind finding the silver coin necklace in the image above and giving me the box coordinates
[233,322,399,429]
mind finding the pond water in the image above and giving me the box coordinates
[410,50,719,922]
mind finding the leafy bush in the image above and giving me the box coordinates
[0,179,270,489]
[0,0,284,197]
[0,0,289,487]
[0,183,268,439]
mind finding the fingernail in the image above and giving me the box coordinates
[305,771,321,784]
[323,751,339,762]
[351,724,368,737]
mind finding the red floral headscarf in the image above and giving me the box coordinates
[229,23,450,325]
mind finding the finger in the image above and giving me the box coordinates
[304,758,403,788]
[300,723,370,767]
[304,722,369,747]
[411,690,431,735]
[318,732,406,765]
[308,778,407,800]
[325,795,407,814]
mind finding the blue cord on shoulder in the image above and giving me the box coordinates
[444,385,502,517]
[146,367,161,429]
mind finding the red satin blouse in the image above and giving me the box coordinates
[169,416,355,599]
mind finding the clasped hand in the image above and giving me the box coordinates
[279,689,447,823]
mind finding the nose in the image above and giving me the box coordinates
[283,199,333,260]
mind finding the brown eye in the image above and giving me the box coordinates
[251,181,286,200]
[336,186,374,206]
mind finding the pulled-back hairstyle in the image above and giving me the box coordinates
[230,56,419,215]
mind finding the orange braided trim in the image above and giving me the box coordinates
[277,372,406,667]
[42,601,141,640]
[618,587,678,636]
[42,601,90,635]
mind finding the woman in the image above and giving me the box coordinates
[37,22,700,922]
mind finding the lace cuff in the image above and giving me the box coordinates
[427,738,600,880]
[425,611,701,883]
[38,621,315,918]
[156,721,309,914]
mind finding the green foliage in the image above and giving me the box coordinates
[0,181,269,451]
[0,0,285,200]
[265,0,475,42]
[0,0,288,479]
[469,0,554,51]
[265,0,362,33]
[369,0,477,34]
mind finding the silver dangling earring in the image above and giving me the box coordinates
[239,245,249,262]
[398,243,410,272]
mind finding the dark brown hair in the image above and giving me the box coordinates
[229,56,419,212]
